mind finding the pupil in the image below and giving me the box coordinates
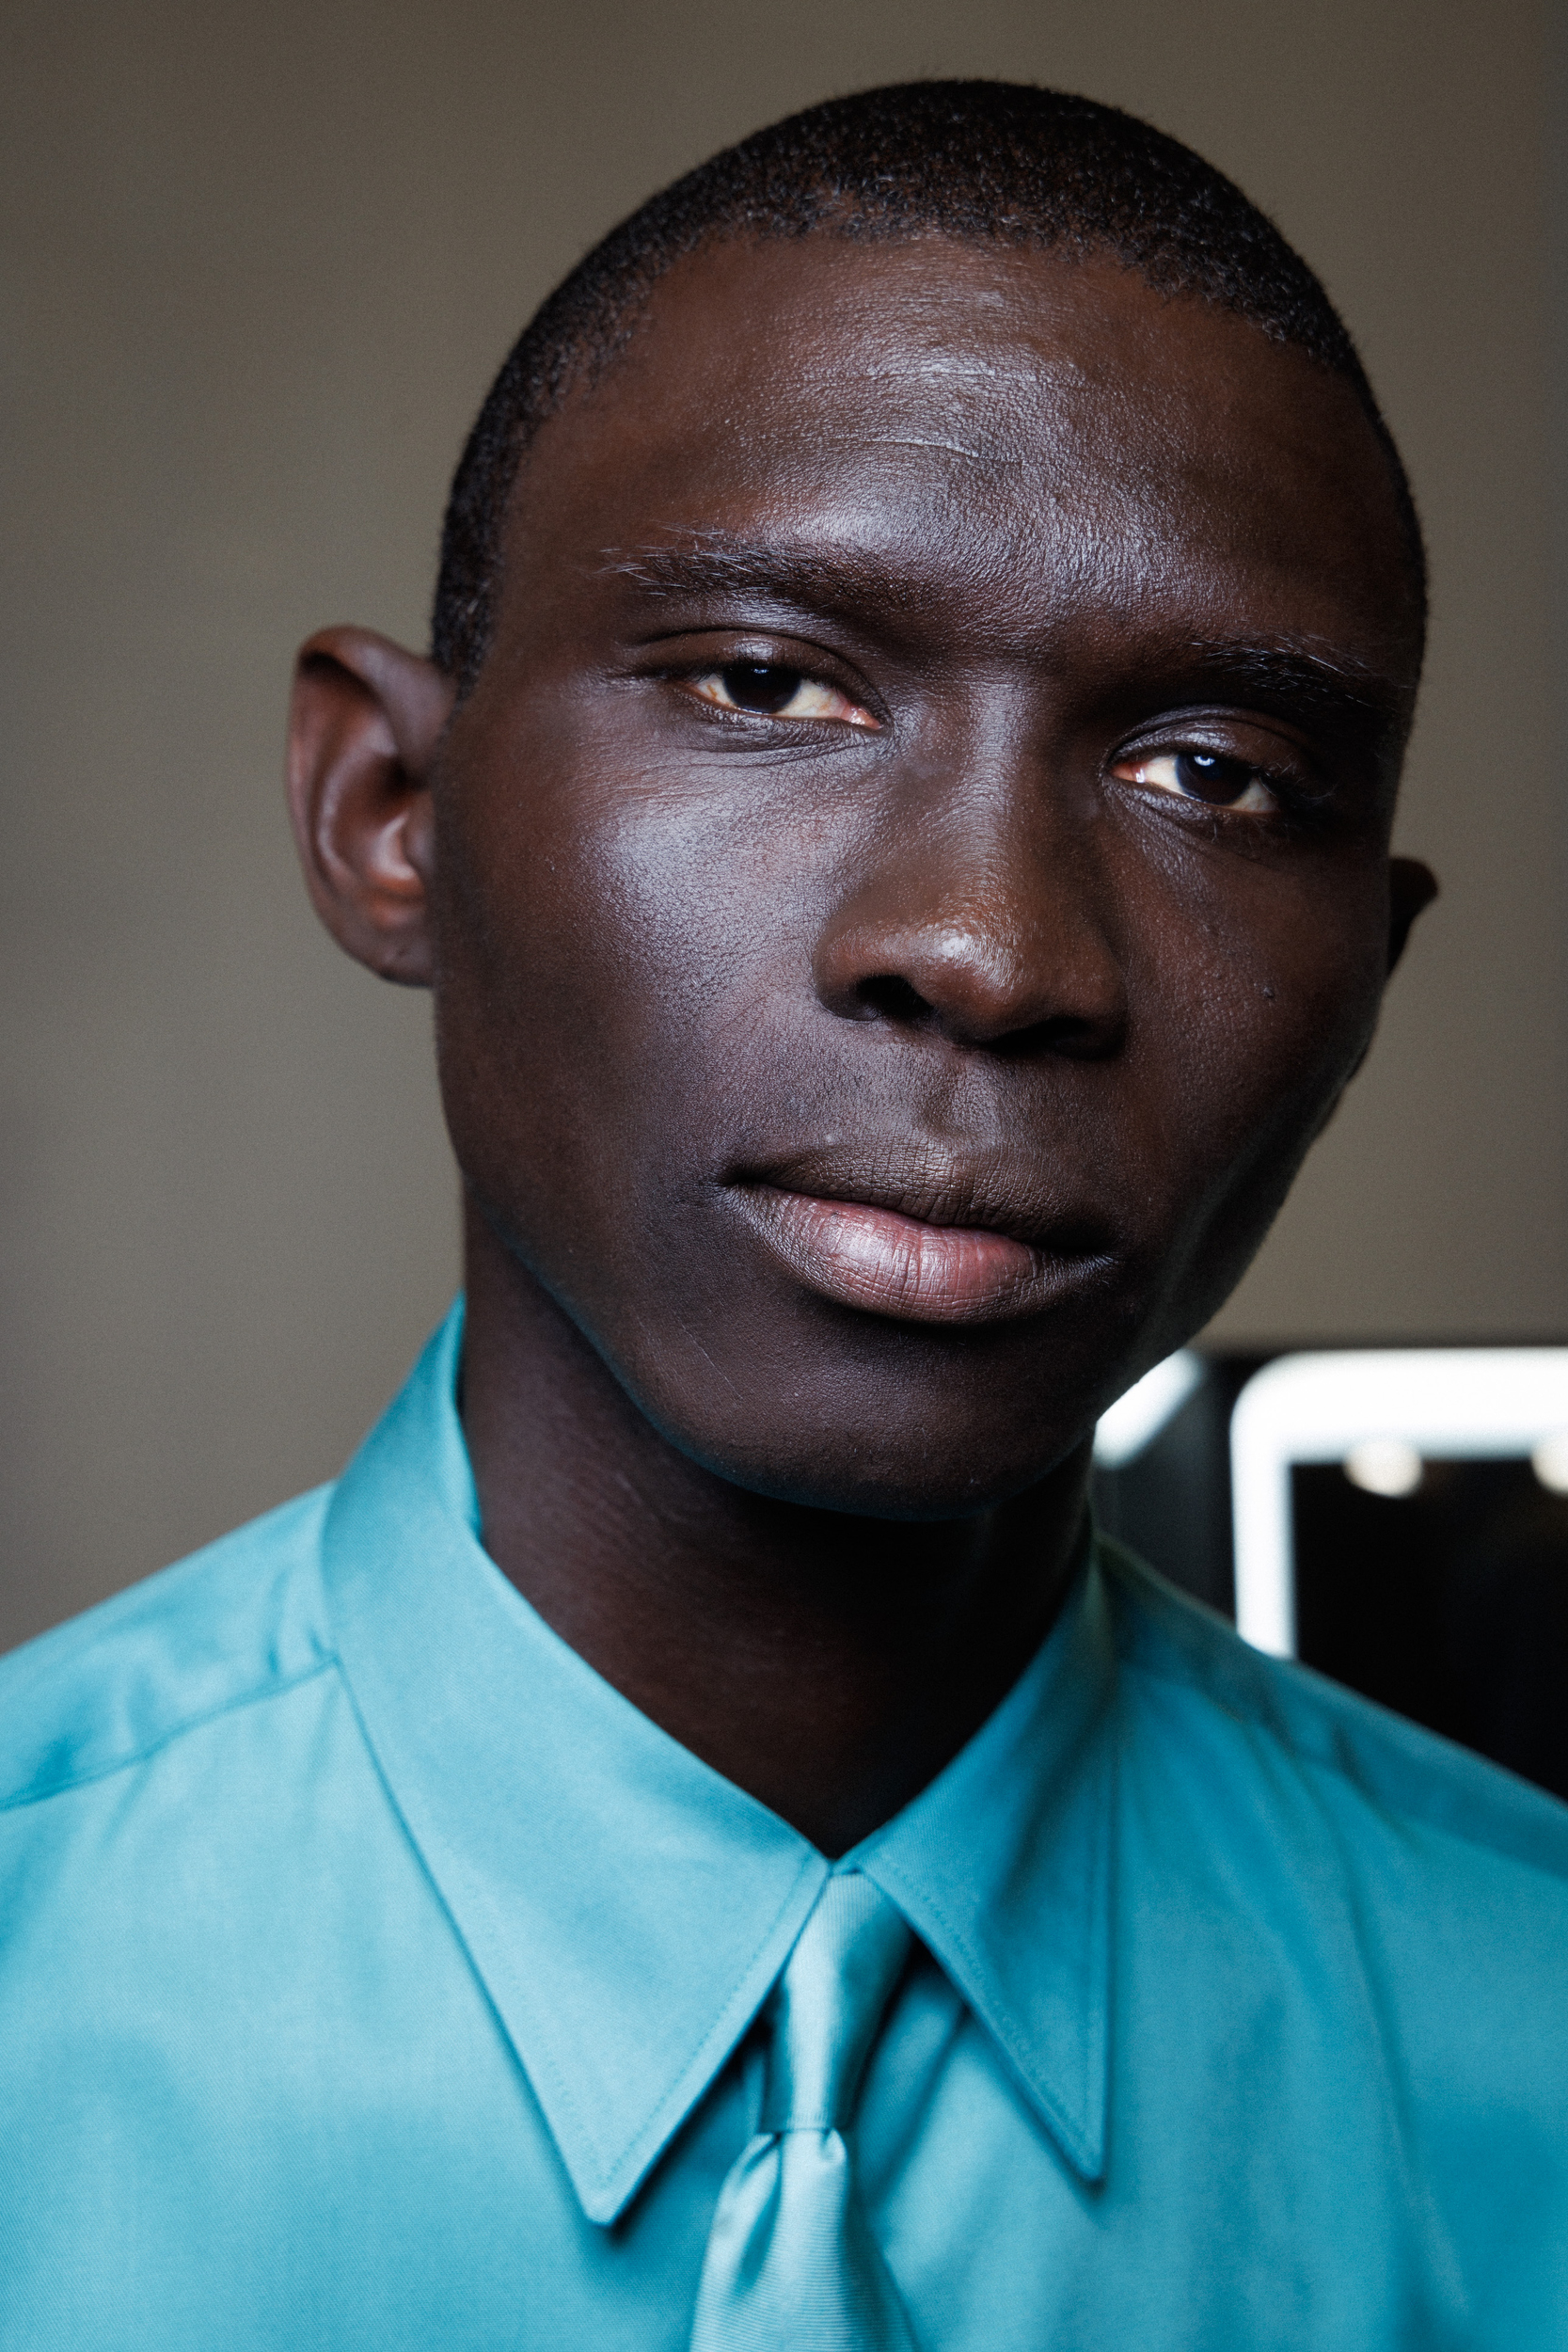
[721,663,800,714]
[1176,751,1252,804]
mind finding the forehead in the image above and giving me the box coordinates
[499,232,1419,680]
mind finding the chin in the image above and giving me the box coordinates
[641,1376,1100,1523]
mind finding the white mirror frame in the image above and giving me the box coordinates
[1229,1348,1568,1657]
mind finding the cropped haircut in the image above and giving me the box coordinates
[432,80,1424,692]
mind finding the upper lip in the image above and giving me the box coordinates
[726,1141,1117,1257]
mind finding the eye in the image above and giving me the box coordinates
[1110,749,1277,813]
[686,662,879,728]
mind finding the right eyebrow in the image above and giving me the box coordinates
[598,534,920,621]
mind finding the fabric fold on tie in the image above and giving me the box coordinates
[689,1871,919,2352]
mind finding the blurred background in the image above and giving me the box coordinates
[3,4,1565,1712]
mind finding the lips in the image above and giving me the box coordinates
[725,1151,1117,1327]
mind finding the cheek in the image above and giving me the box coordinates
[427,772,616,1221]
[1129,851,1389,1260]
[426,750,808,1236]
[1131,805,1386,1068]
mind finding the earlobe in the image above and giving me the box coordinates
[286,627,456,987]
[1386,856,1439,976]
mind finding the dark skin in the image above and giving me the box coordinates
[288,234,1435,1854]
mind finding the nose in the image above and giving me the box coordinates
[812,814,1128,1057]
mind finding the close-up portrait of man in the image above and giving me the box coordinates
[1,19,1565,2352]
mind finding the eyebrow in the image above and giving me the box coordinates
[600,537,1409,725]
[1162,638,1407,725]
[600,534,917,619]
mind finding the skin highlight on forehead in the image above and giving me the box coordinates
[431,80,1430,703]
[484,237,1422,722]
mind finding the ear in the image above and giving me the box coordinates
[1321,852,1442,1114]
[286,627,456,987]
[1386,855,1438,977]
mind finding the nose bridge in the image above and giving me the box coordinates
[813,740,1125,1051]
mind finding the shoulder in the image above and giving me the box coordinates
[1101,1538,1568,1890]
[1101,1545,1568,2324]
[0,1486,338,1814]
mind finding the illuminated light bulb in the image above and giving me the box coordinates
[1343,1438,1423,1498]
[1531,1432,1568,1493]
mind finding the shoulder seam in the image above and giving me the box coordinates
[0,1655,339,1815]
[1115,1607,1568,1880]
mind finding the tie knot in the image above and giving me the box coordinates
[761,1873,912,2134]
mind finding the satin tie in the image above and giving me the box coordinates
[689,1872,919,2352]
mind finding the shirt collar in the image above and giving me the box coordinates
[322,1305,1115,2222]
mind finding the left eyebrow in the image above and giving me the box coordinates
[1164,637,1408,730]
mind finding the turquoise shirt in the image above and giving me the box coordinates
[3,1305,1566,2348]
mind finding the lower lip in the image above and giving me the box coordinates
[733,1186,1041,1324]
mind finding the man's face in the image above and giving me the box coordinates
[429,233,1425,1518]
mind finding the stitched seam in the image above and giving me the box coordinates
[0,1658,339,1814]
[866,1764,1111,2178]
[316,1651,624,2205]
[600,1847,825,2200]
[878,1866,1092,2160]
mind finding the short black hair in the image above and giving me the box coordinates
[432,80,1424,692]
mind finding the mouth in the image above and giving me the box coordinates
[725,1154,1117,1327]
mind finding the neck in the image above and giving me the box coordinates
[459,1205,1091,1856]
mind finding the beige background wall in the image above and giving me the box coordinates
[3,0,1561,1654]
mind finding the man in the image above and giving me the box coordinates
[2,79,1563,2349]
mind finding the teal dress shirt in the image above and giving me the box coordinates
[3,1304,1566,2347]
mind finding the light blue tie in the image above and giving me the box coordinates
[689,1872,919,2352]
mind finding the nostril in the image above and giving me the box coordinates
[856,974,933,1025]
[995,1011,1113,1062]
